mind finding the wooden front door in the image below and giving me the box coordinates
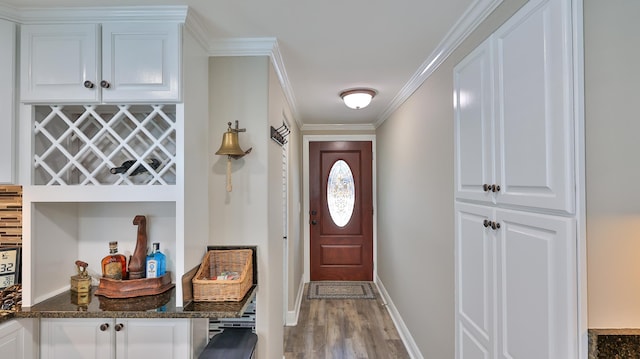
[309,141,373,281]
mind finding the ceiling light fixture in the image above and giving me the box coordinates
[340,88,376,110]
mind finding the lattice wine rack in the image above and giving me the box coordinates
[33,104,177,186]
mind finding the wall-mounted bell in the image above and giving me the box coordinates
[215,121,252,192]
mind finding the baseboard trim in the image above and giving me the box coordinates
[375,276,424,359]
[285,276,305,326]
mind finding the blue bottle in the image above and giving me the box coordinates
[146,242,166,278]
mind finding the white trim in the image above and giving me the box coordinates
[376,277,424,359]
[208,37,277,57]
[375,0,504,127]
[302,134,376,283]
[0,3,20,22]
[14,5,188,24]
[184,8,211,53]
[286,275,305,326]
[572,0,587,357]
[207,37,303,130]
[301,123,376,132]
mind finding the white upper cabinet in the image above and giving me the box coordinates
[21,22,181,104]
[454,0,575,213]
[0,19,16,184]
[454,39,494,205]
[492,0,574,213]
[101,23,181,103]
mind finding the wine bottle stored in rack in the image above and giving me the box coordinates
[110,158,161,176]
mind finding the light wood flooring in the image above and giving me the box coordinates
[284,283,410,359]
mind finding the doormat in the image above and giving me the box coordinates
[307,281,376,299]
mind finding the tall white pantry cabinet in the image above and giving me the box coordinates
[453,0,585,358]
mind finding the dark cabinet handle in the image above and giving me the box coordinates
[492,184,501,192]
[99,323,109,331]
[84,80,95,89]
[311,210,317,215]
[311,220,318,225]
[100,80,111,89]
[115,323,124,332]
[483,184,491,192]
[483,220,501,230]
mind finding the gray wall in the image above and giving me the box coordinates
[585,0,640,327]
[375,1,527,356]
[208,56,286,359]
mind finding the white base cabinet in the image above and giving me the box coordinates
[0,319,37,359]
[40,318,193,359]
[455,203,577,359]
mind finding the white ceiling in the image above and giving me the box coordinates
[0,0,500,129]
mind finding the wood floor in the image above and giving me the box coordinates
[284,283,410,359]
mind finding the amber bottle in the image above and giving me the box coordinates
[101,241,127,280]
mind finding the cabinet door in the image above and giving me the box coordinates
[454,39,495,204]
[101,23,181,103]
[40,318,113,359]
[0,320,24,359]
[115,318,189,359]
[0,19,16,183]
[493,0,575,213]
[20,24,99,103]
[455,203,494,359]
[495,209,576,359]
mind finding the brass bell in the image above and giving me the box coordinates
[215,123,247,157]
[215,121,252,192]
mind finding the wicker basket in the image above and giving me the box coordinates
[192,249,253,302]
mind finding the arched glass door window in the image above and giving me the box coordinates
[327,160,355,227]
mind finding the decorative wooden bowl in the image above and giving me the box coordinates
[94,272,174,299]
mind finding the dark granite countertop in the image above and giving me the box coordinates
[9,285,256,321]
[589,329,640,359]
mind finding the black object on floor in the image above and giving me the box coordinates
[198,328,257,359]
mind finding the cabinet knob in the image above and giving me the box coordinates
[483,184,491,192]
[311,220,318,225]
[99,323,110,331]
[483,219,490,228]
[115,323,124,332]
[492,184,501,192]
[491,221,501,230]
[100,80,111,89]
[83,81,95,89]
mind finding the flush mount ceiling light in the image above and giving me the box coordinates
[340,88,376,110]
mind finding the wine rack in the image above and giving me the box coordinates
[33,104,177,186]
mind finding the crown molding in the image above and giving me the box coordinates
[208,37,277,57]
[184,7,211,52]
[0,3,20,22]
[300,123,376,132]
[1,4,188,24]
[374,0,504,128]
[208,37,302,130]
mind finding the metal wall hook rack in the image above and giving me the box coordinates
[270,122,290,146]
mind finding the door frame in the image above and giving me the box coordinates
[302,134,377,283]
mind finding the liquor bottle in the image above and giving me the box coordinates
[146,242,166,278]
[101,241,127,280]
[110,158,161,176]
